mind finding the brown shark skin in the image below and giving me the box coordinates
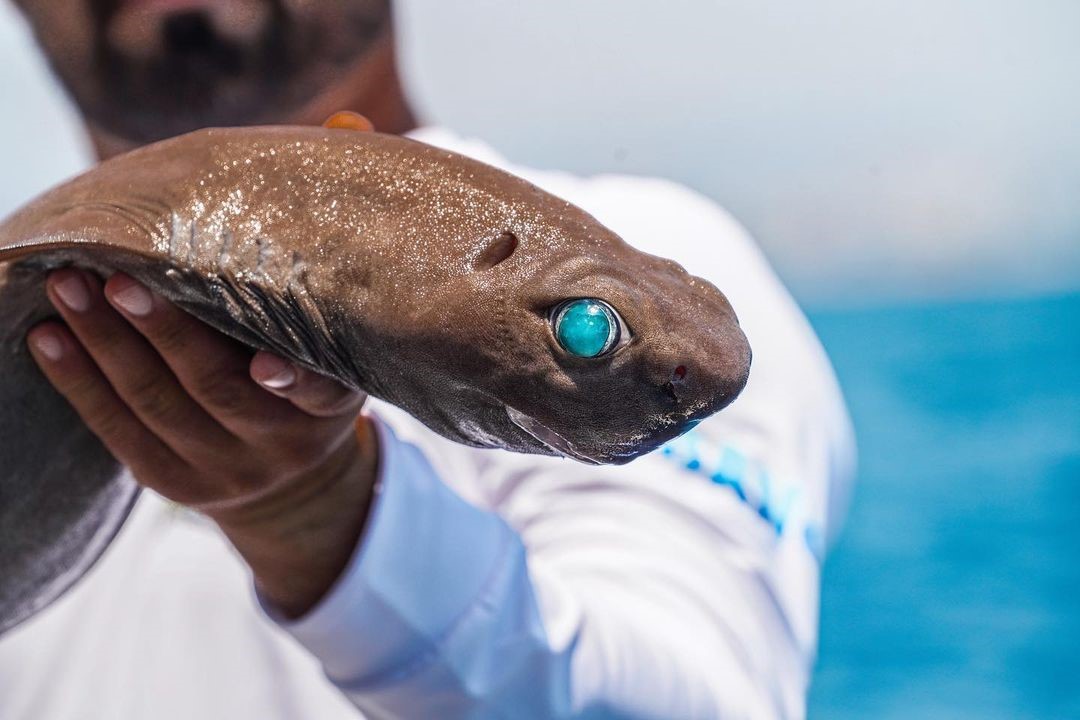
[0,126,751,635]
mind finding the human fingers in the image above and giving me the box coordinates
[103,273,298,433]
[45,269,238,463]
[250,351,366,419]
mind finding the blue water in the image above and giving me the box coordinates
[807,293,1080,719]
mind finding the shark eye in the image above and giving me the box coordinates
[551,299,626,358]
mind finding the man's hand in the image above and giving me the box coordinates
[26,268,379,618]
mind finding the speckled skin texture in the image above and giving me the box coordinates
[0,126,750,634]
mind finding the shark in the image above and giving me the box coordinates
[0,117,750,634]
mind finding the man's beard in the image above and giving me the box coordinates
[73,1,379,143]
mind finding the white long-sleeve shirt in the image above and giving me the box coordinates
[0,128,854,720]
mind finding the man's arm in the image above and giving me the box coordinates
[268,406,826,719]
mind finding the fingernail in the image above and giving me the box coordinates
[261,366,297,390]
[111,281,153,317]
[53,273,90,312]
[31,331,63,361]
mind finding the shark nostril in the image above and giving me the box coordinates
[664,366,687,404]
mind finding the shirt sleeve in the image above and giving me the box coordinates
[265,171,854,720]
[266,415,534,717]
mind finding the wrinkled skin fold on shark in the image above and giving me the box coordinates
[0,126,751,635]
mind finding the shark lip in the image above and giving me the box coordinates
[505,406,602,465]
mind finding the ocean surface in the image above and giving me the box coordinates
[807,293,1080,719]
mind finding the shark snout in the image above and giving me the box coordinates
[657,325,752,421]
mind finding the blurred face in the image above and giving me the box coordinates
[14,0,391,142]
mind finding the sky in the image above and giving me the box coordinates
[2,0,1078,308]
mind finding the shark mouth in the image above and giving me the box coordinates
[505,406,602,465]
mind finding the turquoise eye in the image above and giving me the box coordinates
[552,299,622,358]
